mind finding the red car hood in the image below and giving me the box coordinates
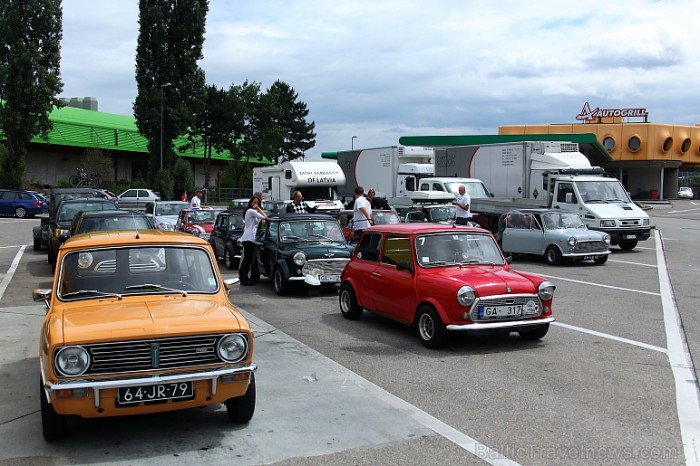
[438,266,539,295]
[185,223,214,234]
[60,297,245,344]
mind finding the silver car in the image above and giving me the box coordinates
[144,200,189,230]
[499,209,610,265]
[678,187,694,199]
[116,188,161,209]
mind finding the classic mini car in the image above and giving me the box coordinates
[336,209,401,242]
[678,186,694,199]
[175,207,223,240]
[338,223,556,348]
[252,213,352,295]
[145,200,189,230]
[498,209,610,265]
[34,231,256,441]
[209,209,245,269]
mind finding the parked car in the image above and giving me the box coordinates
[34,188,103,252]
[175,207,223,240]
[116,188,161,209]
[336,209,401,242]
[47,198,118,267]
[0,188,46,218]
[94,188,118,202]
[338,223,556,348]
[145,200,189,230]
[33,230,257,441]
[498,209,610,265]
[252,213,352,295]
[209,209,245,270]
[61,210,155,243]
[678,186,694,199]
[30,191,49,214]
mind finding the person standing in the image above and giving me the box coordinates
[367,189,390,210]
[352,186,373,242]
[239,195,268,286]
[286,191,317,213]
[453,185,472,225]
[191,189,203,209]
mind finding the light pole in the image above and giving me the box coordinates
[352,135,357,150]
[159,82,171,170]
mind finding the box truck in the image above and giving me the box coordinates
[435,141,651,250]
[335,146,434,207]
[253,161,346,213]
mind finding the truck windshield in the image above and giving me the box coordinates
[442,182,491,199]
[576,181,631,203]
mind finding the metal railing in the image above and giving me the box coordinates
[202,187,252,204]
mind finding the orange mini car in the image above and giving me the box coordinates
[34,230,256,441]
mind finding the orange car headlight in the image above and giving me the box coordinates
[54,346,90,377]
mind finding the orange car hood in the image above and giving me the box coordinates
[59,297,247,344]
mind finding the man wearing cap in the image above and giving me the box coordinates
[191,189,203,209]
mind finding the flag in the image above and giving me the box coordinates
[181,191,187,202]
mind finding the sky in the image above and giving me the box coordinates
[59,0,700,160]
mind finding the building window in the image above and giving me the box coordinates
[603,137,615,151]
[662,137,673,152]
[681,138,691,153]
[628,136,641,152]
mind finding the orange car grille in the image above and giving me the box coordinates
[84,334,233,375]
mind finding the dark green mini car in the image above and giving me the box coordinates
[252,213,352,295]
[209,209,246,270]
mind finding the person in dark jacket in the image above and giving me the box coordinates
[367,189,390,210]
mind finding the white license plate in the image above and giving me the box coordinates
[320,273,340,283]
[117,382,193,404]
[479,305,523,318]
[625,234,636,239]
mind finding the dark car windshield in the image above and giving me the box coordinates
[79,215,154,233]
[415,232,504,267]
[280,220,345,242]
[58,201,114,222]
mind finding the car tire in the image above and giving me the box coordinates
[517,323,550,340]
[593,254,609,265]
[224,244,239,270]
[225,373,256,423]
[544,246,563,266]
[14,206,27,218]
[416,305,448,349]
[33,237,42,252]
[619,240,637,251]
[273,267,290,296]
[40,378,67,441]
[339,282,363,320]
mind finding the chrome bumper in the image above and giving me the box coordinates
[447,316,555,331]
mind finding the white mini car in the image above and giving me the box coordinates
[678,187,694,199]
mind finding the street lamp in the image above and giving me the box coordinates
[352,135,357,150]
[160,82,171,170]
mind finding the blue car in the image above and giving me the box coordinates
[0,189,46,218]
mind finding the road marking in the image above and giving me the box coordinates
[0,246,26,301]
[0,244,32,249]
[608,259,657,267]
[668,207,700,214]
[552,322,666,353]
[656,233,700,466]
[633,245,656,251]
[536,274,661,296]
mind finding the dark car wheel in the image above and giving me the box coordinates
[517,323,550,340]
[619,240,638,251]
[273,267,290,296]
[224,245,239,270]
[33,237,42,252]
[593,254,609,265]
[416,305,448,349]
[339,282,363,320]
[544,246,563,266]
[14,206,28,218]
[40,378,67,441]
[225,373,256,423]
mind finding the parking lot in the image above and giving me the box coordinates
[0,200,698,466]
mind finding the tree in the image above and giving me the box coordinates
[0,0,63,188]
[258,80,316,164]
[133,0,208,197]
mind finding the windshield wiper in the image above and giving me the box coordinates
[310,233,338,241]
[62,289,123,299]
[124,283,188,296]
[282,235,309,242]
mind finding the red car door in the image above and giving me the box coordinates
[371,235,417,322]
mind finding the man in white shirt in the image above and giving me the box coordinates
[453,185,471,225]
[191,189,203,209]
[352,186,372,242]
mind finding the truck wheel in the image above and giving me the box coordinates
[619,240,637,251]
[224,245,239,270]
[593,255,609,265]
[544,246,563,266]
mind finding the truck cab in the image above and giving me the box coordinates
[417,177,491,199]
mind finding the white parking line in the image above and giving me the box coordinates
[536,274,661,296]
[0,244,32,249]
[608,259,657,268]
[552,322,666,353]
[656,233,700,466]
[0,246,25,301]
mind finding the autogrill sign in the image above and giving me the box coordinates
[576,102,648,121]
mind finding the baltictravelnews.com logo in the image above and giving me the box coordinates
[576,102,648,121]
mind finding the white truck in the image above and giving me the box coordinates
[434,141,651,250]
[253,161,346,213]
[417,177,492,200]
[335,146,434,207]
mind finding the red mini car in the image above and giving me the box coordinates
[175,207,222,240]
[338,223,556,348]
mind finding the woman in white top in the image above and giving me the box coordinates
[239,195,267,286]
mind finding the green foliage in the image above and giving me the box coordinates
[220,163,253,189]
[153,169,175,201]
[0,0,64,187]
[80,148,115,188]
[133,0,208,182]
[170,157,195,201]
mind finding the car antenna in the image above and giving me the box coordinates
[132,211,140,239]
